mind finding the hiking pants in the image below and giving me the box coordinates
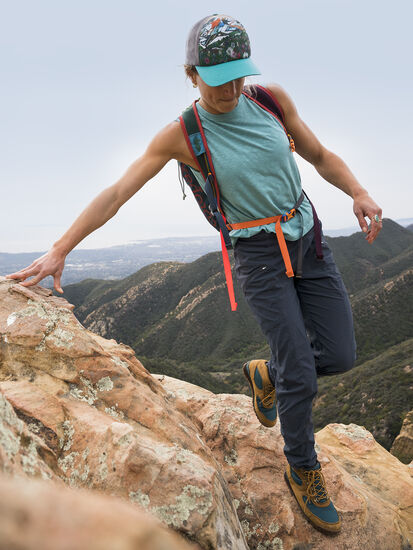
[234,227,356,469]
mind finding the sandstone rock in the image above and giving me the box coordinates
[0,277,247,550]
[391,409,413,464]
[156,375,413,550]
[1,276,413,550]
[0,389,60,481]
[0,471,199,550]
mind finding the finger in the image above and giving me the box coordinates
[6,263,40,279]
[6,272,31,281]
[20,273,45,287]
[368,223,382,243]
[54,273,63,294]
[369,213,383,237]
[366,225,382,243]
[355,211,368,233]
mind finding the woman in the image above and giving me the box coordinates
[8,14,382,535]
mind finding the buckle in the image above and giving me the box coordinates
[282,209,296,223]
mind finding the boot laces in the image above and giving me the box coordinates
[304,469,329,505]
[261,386,275,407]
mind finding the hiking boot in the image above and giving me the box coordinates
[243,360,277,427]
[284,462,341,534]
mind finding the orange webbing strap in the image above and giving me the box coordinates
[227,215,295,278]
[228,215,281,230]
[220,230,238,311]
[274,218,294,278]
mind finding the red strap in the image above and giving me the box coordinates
[220,231,237,311]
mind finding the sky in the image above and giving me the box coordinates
[1,0,412,253]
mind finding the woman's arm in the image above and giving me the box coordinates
[266,83,382,244]
[7,121,183,292]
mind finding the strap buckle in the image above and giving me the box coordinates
[281,208,296,223]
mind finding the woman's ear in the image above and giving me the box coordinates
[184,65,198,88]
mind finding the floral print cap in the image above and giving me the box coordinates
[186,14,260,87]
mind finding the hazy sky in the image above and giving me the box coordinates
[1,0,412,253]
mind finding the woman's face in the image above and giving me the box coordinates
[192,73,245,115]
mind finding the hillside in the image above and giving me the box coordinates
[62,220,413,447]
[314,338,413,450]
[325,218,413,294]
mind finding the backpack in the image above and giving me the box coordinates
[178,85,323,311]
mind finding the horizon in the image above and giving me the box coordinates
[1,216,411,256]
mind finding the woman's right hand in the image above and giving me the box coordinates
[6,247,66,293]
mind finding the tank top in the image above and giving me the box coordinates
[191,93,314,244]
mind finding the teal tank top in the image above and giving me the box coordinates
[191,93,314,244]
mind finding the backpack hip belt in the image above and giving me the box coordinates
[226,191,305,279]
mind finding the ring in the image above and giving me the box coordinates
[373,214,382,223]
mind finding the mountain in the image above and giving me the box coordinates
[60,220,413,448]
[325,218,413,294]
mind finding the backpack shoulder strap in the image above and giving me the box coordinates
[178,102,228,236]
[243,85,295,152]
[251,84,285,122]
[179,102,210,181]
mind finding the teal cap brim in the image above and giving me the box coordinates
[196,58,261,87]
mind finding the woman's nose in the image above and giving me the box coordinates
[222,80,236,96]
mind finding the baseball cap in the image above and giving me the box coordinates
[185,14,261,87]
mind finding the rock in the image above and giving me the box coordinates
[156,375,413,550]
[391,410,413,464]
[1,276,413,550]
[0,277,247,550]
[0,470,199,550]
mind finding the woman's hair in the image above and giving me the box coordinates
[184,64,197,79]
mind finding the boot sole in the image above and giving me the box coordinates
[284,472,341,536]
[243,362,276,428]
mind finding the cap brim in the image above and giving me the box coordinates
[195,58,260,87]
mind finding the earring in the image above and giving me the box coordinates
[193,83,197,88]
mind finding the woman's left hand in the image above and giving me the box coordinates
[353,193,383,243]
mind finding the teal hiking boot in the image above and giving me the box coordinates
[284,462,341,534]
[243,360,277,427]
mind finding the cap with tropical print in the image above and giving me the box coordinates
[186,14,260,87]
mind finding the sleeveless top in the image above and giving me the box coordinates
[191,93,314,244]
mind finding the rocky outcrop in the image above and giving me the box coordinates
[0,278,246,550]
[155,375,413,550]
[0,471,199,550]
[0,276,412,550]
[391,409,413,464]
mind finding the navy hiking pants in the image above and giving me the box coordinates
[234,227,356,469]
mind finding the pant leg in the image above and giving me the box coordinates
[234,230,318,469]
[294,231,357,376]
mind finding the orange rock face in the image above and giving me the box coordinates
[0,278,246,550]
[0,472,199,550]
[155,375,413,550]
[1,276,412,550]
